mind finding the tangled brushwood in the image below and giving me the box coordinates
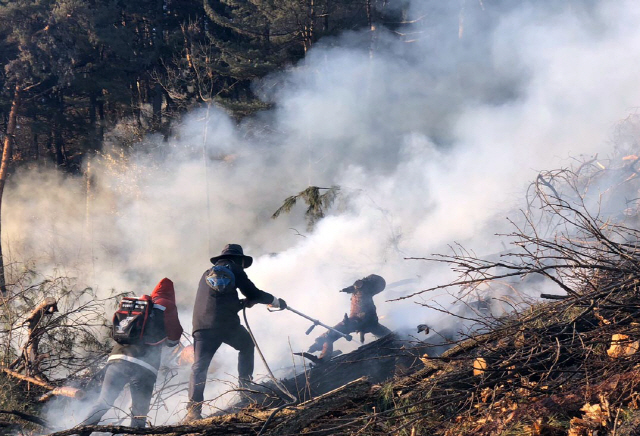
[374,155,640,436]
[0,272,118,431]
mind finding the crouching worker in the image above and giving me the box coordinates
[184,244,286,422]
[308,274,391,361]
[81,278,183,429]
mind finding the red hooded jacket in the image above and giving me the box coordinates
[151,278,183,343]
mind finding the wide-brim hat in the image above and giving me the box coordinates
[210,243,253,268]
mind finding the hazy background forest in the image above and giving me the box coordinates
[0,0,400,165]
[3,0,640,427]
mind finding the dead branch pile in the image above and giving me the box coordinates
[367,156,640,436]
[212,155,640,436]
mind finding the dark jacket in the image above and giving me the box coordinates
[110,278,184,375]
[192,259,274,332]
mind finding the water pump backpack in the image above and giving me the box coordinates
[112,295,153,345]
[205,262,236,296]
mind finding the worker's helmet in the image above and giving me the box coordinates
[355,274,386,293]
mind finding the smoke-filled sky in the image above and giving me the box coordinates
[8,0,640,424]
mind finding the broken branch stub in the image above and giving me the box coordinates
[1,368,83,400]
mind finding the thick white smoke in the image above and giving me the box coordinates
[7,0,640,426]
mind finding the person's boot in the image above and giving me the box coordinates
[238,375,253,390]
[235,375,259,405]
[130,416,147,428]
[181,402,202,423]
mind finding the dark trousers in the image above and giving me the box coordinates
[83,360,156,428]
[188,325,255,406]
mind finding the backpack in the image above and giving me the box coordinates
[205,262,236,296]
[112,295,153,345]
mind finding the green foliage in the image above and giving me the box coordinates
[272,185,340,230]
[0,373,44,425]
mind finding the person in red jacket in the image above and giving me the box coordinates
[81,278,183,429]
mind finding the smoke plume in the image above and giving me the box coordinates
[6,0,640,425]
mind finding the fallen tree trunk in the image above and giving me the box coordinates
[540,293,570,300]
[235,334,399,410]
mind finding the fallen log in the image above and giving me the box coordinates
[440,331,503,360]
[0,368,83,400]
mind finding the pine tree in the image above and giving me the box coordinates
[272,186,340,230]
[200,0,371,115]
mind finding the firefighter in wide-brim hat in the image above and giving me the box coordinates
[185,243,286,422]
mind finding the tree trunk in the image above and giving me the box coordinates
[32,113,39,161]
[53,93,66,166]
[0,368,84,400]
[152,83,163,131]
[303,0,315,53]
[323,0,329,31]
[0,85,21,294]
[131,79,142,126]
[89,91,97,149]
[151,0,164,132]
[97,96,105,142]
[366,0,376,58]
